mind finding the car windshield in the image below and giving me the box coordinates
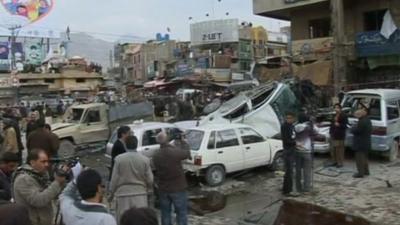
[343,95,382,121]
[186,130,204,151]
[65,108,85,123]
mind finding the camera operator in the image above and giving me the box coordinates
[13,148,67,225]
[153,131,191,225]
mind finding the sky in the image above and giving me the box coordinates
[0,0,289,42]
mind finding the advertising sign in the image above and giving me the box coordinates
[356,30,400,57]
[25,43,42,65]
[1,0,53,24]
[191,19,239,46]
[0,41,24,71]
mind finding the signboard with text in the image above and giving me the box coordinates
[190,19,239,46]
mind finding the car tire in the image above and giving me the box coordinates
[58,139,76,158]
[205,165,225,187]
[387,141,399,162]
[270,151,285,172]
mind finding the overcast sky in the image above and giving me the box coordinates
[0,0,289,42]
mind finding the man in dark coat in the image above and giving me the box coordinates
[110,126,132,179]
[153,132,191,225]
[351,107,372,178]
[0,152,19,202]
[329,104,348,167]
[27,123,60,159]
[281,112,297,196]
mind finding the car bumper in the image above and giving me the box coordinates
[183,163,204,176]
[345,134,391,152]
[313,142,331,153]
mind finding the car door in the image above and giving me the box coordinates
[239,127,270,168]
[214,129,244,173]
[140,128,162,157]
[80,107,109,143]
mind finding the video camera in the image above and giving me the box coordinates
[169,128,185,140]
[50,157,80,180]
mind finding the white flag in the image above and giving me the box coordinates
[380,10,398,39]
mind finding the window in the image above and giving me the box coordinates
[76,78,86,83]
[208,131,216,149]
[271,86,300,123]
[142,129,162,146]
[44,78,55,83]
[387,101,399,120]
[364,9,386,31]
[186,130,204,151]
[309,18,331,38]
[216,129,239,148]
[86,110,100,123]
[343,95,382,121]
[239,128,265,144]
[110,130,118,144]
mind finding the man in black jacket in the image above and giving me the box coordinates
[281,112,297,196]
[153,132,191,225]
[110,126,132,179]
[351,107,372,178]
[0,152,19,202]
[329,104,348,168]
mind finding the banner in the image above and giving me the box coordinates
[0,41,24,71]
[25,43,42,65]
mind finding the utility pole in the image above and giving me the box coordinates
[331,0,347,96]
[8,25,22,71]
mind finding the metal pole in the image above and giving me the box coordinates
[331,0,347,97]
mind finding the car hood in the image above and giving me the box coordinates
[52,123,76,131]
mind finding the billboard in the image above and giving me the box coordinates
[190,19,239,46]
[25,43,43,65]
[1,0,53,24]
[0,41,24,71]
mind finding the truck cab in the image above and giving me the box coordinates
[52,103,110,157]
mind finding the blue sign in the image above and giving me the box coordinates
[356,29,400,57]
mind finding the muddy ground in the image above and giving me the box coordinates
[78,151,400,225]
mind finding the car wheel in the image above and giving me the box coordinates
[271,151,285,172]
[205,165,225,187]
[58,139,76,158]
[387,141,399,162]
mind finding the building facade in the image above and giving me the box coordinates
[253,0,400,88]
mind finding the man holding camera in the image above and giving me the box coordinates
[153,131,191,225]
[13,149,67,225]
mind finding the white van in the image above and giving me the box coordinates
[343,89,400,161]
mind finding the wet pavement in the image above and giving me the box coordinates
[79,150,400,225]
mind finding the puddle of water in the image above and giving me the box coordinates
[272,199,371,225]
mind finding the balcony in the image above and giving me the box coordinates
[253,0,328,20]
[356,30,400,57]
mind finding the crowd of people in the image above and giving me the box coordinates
[281,103,372,196]
[0,112,191,225]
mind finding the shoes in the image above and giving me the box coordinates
[336,165,343,168]
[353,173,364,178]
[330,162,338,167]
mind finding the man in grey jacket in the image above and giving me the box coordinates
[13,149,67,225]
[109,136,153,223]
